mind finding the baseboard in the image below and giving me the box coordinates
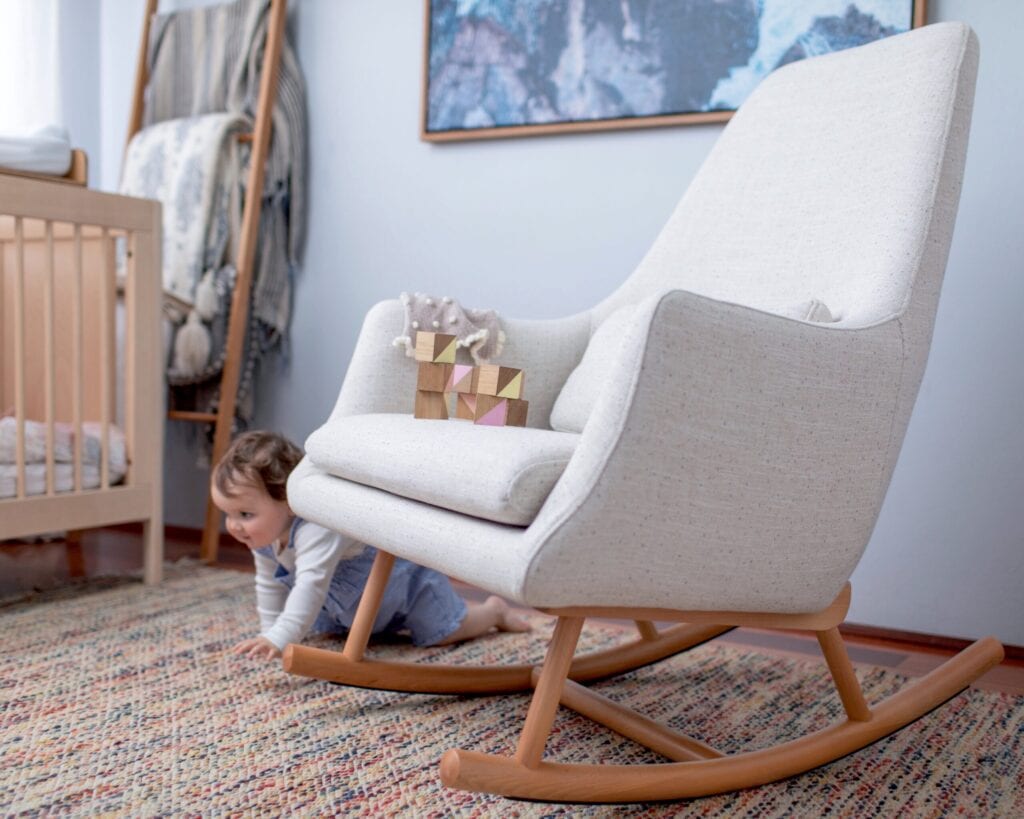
[840,622,1023,662]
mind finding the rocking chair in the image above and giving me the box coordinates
[283,22,1004,802]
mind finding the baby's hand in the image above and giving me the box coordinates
[232,636,282,660]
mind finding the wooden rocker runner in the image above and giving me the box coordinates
[284,550,731,694]
[284,23,1002,803]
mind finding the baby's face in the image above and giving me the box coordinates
[211,480,292,551]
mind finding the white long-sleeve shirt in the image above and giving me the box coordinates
[252,519,364,651]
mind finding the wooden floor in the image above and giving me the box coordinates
[2,526,1022,696]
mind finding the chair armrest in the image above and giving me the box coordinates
[526,288,910,612]
[328,299,593,428]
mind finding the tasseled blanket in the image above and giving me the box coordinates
[120,113,247,331]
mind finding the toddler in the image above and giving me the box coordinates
[211,430,530,660]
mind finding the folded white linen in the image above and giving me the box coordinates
[0,124,72,175]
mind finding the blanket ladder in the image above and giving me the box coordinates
[125,0,289,562]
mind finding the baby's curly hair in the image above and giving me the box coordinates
[213,430,303,502]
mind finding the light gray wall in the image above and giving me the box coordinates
[92,1,1022,645]
[848,1,1024,645]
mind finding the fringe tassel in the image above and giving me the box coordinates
[173,310,212,376]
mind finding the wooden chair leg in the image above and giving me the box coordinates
[816,627,872,721]
[342,550,395,662]
[514,616,584,768]
[635,620,659,641]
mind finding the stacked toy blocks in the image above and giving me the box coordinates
[412,331,528,426]
[472,365,528,426]
[414,332,457,419]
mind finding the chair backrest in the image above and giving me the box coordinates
[526,23,980,613]
[595,22,979,347]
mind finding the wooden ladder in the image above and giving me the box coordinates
[125,0,289,562]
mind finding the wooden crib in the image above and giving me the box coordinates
[0,171,164,583]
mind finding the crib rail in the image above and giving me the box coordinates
[0,173,163,582]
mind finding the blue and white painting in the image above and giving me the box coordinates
[424,0,917,137]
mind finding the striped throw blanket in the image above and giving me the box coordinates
[144,0,307,344]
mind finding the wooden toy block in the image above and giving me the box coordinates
[473,394,528,427]
[414,389,449,420]
[417,362,452,393]
[474,365,524,399]
[415,331,457,364]
[504,397,529,427]
[454,393,476,420]
[445,363,477,394]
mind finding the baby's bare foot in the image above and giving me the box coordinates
[487,595,532,633]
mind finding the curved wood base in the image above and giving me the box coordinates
[282,622,731,695]
[439,636,1005,802]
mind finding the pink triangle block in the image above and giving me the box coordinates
[446,364,475,392]
[475,399,508,426]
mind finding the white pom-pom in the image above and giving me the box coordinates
[431,319,440,329]
[193,269,219,321]
[412,320,419,329]
[173,311,211,376]
[392,335,415,356]
[425,297,434,306]
[449,314,458,324]
[442,296,452,304]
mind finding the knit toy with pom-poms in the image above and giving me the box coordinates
[393,292,505,364]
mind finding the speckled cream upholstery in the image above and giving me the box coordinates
[292,23,979,613]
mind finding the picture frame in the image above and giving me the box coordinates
[421,0,927,143]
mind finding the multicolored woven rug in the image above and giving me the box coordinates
[1,563,1021,816]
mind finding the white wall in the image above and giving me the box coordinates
[92,1,1022,645]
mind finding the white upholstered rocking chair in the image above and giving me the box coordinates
[284,22,1003,802]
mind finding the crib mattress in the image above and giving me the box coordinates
[0,417,127,499]
[0,462,127,498]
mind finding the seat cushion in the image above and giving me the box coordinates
[304,414,578,526]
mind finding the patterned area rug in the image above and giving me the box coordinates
[1,563,1021,816]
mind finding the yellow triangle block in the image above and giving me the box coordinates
[496,371,523,399]
[436,338,457,363]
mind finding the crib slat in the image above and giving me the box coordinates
[13,217,25,499]
[124,232,135,480]
[73,224,84,492]
[44,220,56,495]
[99,228,112,490]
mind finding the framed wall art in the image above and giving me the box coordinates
[421,0,927,142]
